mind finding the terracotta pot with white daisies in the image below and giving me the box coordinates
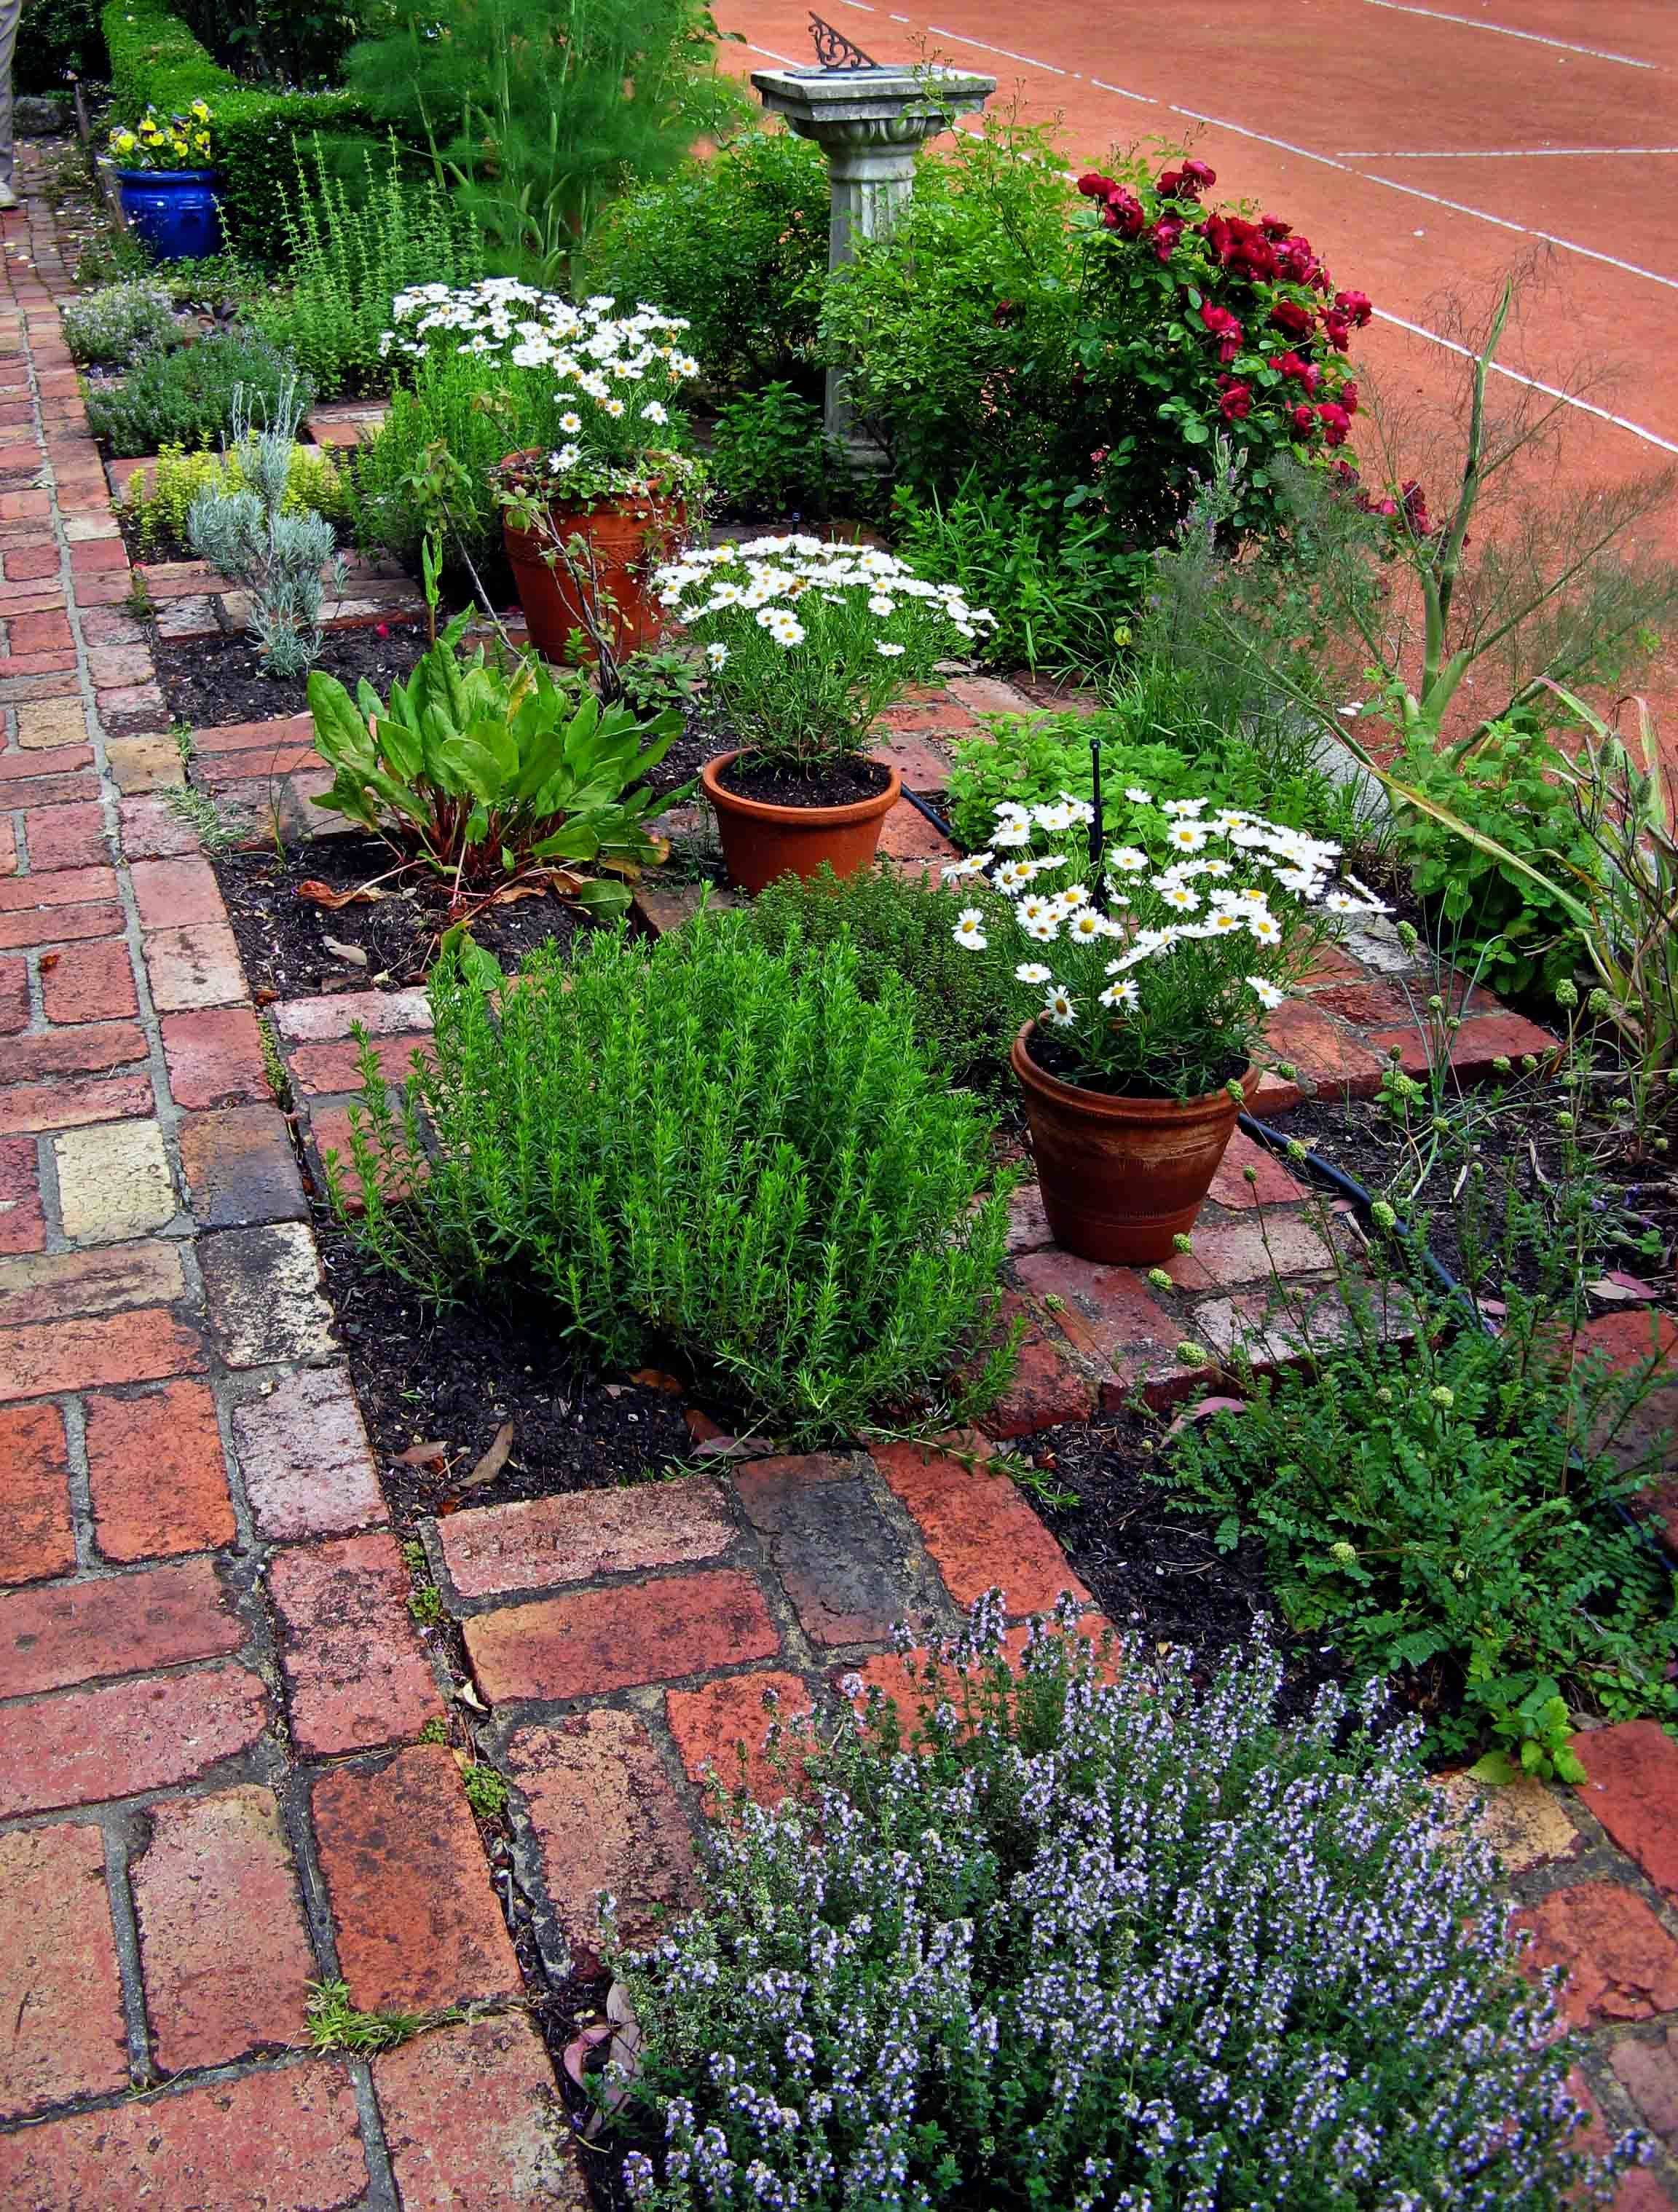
[654,537,993,893]
[945,786,1387,1263]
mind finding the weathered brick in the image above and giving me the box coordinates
[21,800,106,872]
[177,1102,305,1228]
[0,1303,203,1400]
[1511,1882,1678,2029]
[734,1453,923,1646]
[0,1401,73,1585]
[464,1568,779,1705]
[274,986,433,1043]
[232,1366,384,1541]
[1207,1127,1308,1210]
[0,742,92,784]
[285,1030,435,1095]
[1163,1210,1335,1292]
[1572,1721,1678,1899]
[0,2062,368,2206]
[15,694,83,746]
[119,791,202,860]
[373,2015,585,2210]
[4,1018,147,1081]
[0,1132,43,1251]
[130,856,226,931]
[438,1473,734,1599]
[1610,2027,1678,2145]
[1368,1009,1559,1081]
[1430,1769,1580,1876]
[53,1117,175,1243]
[0,896,123,950]
[189,711,312,757]
[0,1663,268,1817]
[159,1003,272,1108]
[0,952,25,1033]
[0,1555,241,1699]
[1004,1180,1053,1256]
[132,1785,315,2072]
[1574,1308,1678,1380]
[0,1240,185,1330]
[0,1068,154,1135]
[268,1530,438,1756]
[199,1220,336,1367]
[666,1670,814,1807]
[972,1289,1098,1438]
[86,1378,237,1563]
[0,862,117,911]
[507,1710,694,1968]
[142,919,245,1011]
[312,1745,522,2011]
[1192,1281,1414,1373]
[1008,1255,1186,1407]
[0,1822,129,2118]
[873,1439,1088,1617]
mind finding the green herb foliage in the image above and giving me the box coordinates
[84,330,310,458]
[62,280,181,370]
[584,127,827,392]
[329,917,1015,1439]
[610,1598,1634,2209]
[248,144,483,400]
[747,864,1023,1091]
[308,611,681,902]
[1162,1269,1678,1759]
[125,439,350,562]
[710,383,834,519]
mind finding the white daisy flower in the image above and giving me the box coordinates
[705,642,729,668]
[559,411,582,434]
[867,596,896,617]
[874,641,906,658]
[952,915,988,949]
[1055,883,1091,911]
[993,859,1037,891]
[1124,786,1153,805]
[1109,848,1149,874]
[991,822,1031,849]
[1162,798,1208,818]
[1248,976,1285,1009]
[1025,915,1060,943]
[1160,882,1200,912]
[1043,985,1076,1027]
[1167,822,1209,853]
[642,400,668,425]
[1205,909,1245,933]
[602,396,626,419]
[1015,894,1052,925]
[1015,962,1053,984]
[1066,909,1106,941]
[1247,913,1284,946]
[1099,978,1140,1009]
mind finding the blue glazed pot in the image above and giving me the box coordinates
[115,168,221,261]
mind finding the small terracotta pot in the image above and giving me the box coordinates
[700,751,901,896]
[501,465,684,663]
[1012,1023,1250,1264]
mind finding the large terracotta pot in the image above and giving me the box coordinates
[701,750,901,896]
[1012,1023,1250,1264]
[502,467,684,663]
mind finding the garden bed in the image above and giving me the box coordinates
[157,616,436,728]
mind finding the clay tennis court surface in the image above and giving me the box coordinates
[718,0,1678,734]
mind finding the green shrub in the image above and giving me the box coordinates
[583,127,827,392]
[944,679,1372,854]
[709,382,832,518]
[343,0,747,277]
[167,0,363,87]
[308,611,678,902]
[1162,1271,1678,1763]
[62,280,182,370]
[247,144,483,400]
[84,330,310,457]
[18,0,106,92]
[102,0,382,266]
[329,917,1015,1438]
[610,1601,1636,2210]
[746,864,1023,1089]
[125,438,350,560]
[1388,713,1601,998]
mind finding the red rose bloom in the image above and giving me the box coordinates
[1181,157,1217,191]
[1290,403,1317,435]
[1320,309,1352,352]
[1218,376,1253,422]
[1149,216,1185,262]
[1270,299,1313,338]
[1076,171,1114,198]
[1340,380,1359,415]
[1267,349,1321,395]
[1277,237,1321,286]
[1200,300,1245,361]
[1100,186,1146,237]
[1258,212,1292,240]
[1335,289,1374,328]
[1317,401,1352,446]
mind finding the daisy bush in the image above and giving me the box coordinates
[653,537,993,770]
[380,279,701,504]
[945,790,1386,1097]
[606,1596,1640,2212]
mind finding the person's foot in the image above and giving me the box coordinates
[0,184,20,212]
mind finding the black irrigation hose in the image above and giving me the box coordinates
[899,784,956,840]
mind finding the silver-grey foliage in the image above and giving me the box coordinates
[63,280,181,369]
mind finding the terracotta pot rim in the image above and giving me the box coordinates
[701,748,902,831]
[1011,1022,1253,1122]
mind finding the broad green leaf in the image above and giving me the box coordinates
[1466,1751,1518,1787]
[572,877,632,916]
[530,818,601,861]
[308,671,376,773]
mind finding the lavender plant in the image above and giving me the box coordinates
[607,1598,1642,2211]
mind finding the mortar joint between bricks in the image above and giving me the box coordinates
[98,1808,159,2089]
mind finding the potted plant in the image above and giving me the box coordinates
[654,537,993,893]
[107,103,221,261]
[946,775,1385,1260]
[380,282,703,668]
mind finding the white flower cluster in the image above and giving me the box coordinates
[653,536,992,652]
[945,790,1386,1036]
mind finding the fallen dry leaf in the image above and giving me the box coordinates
[435,1420,516,1512]
[629,1367,685,1396]
[392,1440,449,1466]
[1167,1394,1247,1438]
[321,935,368,967]
[1591,1271,1657,1302]
[297,878,389,909]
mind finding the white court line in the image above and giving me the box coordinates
[743,40,800,62]
[925,25,1066,72]
[1374,309,1678,453]
[1089,76,1159,106]
[1360,1,1658,69]
[1364,172,1678,291]
[1338,146,1678,159]
[1166,106,1349,171]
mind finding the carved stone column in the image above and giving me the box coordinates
[749,66,996,454]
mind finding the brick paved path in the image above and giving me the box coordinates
[2,144,1677,2205]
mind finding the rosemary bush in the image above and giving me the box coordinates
[330,918,1014,1437]
[85,330,310,458]
[609,1597,1639,2209]
[63,279,181,369]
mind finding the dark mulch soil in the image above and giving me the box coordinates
[213,831,602,998]
[717,753,893,808]
[1023,1402,1352,1726]
[1272,1089,1678,1305]
[645,698,729,805]
[1024,1027,1247,1102]
[157,617,436,730]
[315,1213,698,1522]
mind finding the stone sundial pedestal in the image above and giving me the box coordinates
[749,61,996,450]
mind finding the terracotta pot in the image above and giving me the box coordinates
[700,750,901,896]
[1012,1023,1250,1264]
[501,465,685,663]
